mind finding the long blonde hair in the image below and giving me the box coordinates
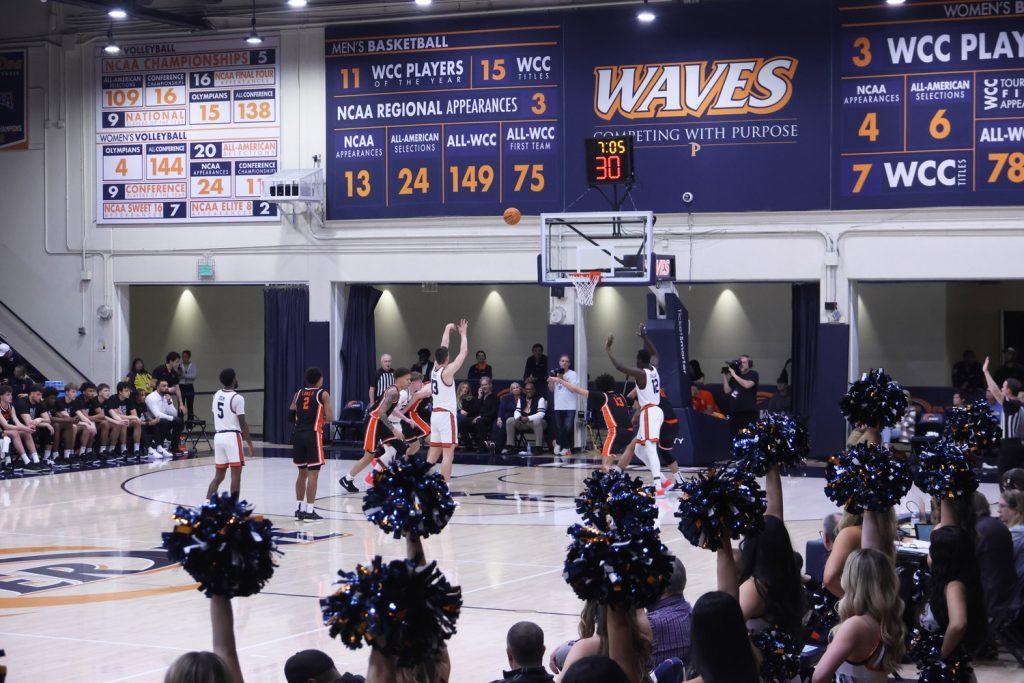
[833,548,905,674]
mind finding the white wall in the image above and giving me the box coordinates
[857,283,948,386]
[4,2,1024,395]
[375,283,793,384]
[128,285,264,431]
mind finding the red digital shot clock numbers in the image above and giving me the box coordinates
[584,135,635,186]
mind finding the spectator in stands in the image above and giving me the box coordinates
[721,355,759,437]
[1002,467,1024,492]
[766,367,792,414]
[523,343,548,385]
[952,349,985,395]
[412,347,434,378]
[471,377,499,452]
[178,349,197,422]
[690,383,720,415]
[44,387,74,465]
[11,365,32,398]
[456,381,474,436]
[497,382,521,441]
[951,390,964,409]
[490,621,554,683]
[370,353,394,406]
[468,350,493,382]
[647,557,692,668]
[0,343,13,381]
[284,650,355,683]
[995,347,1024,388]
[983,356,1024,474]
[504,381,547,454]
[971,491,1022,626]
[17,384,53,468]
[0,384,40,470]
[153,352,182,411]
[822,512,842,551]
[135,388,161,458]
[146,379,181,458]
[127,358,154,394]
[688,591,759,683]
[921,526,988,663]
[550,355,579,456]
[998,489,1024,581]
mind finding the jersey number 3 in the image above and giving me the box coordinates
[431,380,439,395]
[216,400,224,419]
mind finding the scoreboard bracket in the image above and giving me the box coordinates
[259,167,325,230]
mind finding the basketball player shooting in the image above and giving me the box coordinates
[605,325,667,487]
[426,319,469,481]
[206,368,254,502]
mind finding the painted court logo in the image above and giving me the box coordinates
[593,57,798,120]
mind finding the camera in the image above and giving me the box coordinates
[721,359,743,375]
[550,369,565,377]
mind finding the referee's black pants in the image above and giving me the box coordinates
[997,438,1024,477]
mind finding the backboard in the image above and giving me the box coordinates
[538,211,654,286]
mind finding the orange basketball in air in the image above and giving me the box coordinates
[503,207,522,225]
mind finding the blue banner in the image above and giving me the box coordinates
[0,51,26,151]
[324,0,830,219]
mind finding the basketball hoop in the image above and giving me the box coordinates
[568,271,601,307]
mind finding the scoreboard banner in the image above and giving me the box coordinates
[0,50,27,151]
[96,36,280,223]
[324,0,830,220]
[834,0,1024,208]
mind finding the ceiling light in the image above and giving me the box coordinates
[104,26,120,54]
[245,0,262,45]
[637,0,655,23]
[885,0,906,4]
[415,0,432,6]
[108,7,127,19]
[287,0,307,7]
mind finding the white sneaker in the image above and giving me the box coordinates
[158,446,172,458]
[147,447,159,459]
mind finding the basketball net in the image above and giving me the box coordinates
[568,271,601,307]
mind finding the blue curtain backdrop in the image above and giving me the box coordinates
[263,285,309,444]
[791,282,819,422]
[340,285,382,405]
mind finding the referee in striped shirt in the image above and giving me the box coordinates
[369,354,395,405]
[984,355,1024,474]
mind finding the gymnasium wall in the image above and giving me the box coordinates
[128,285,265,432]
[4,2,1024,404]
[375,283,794,385]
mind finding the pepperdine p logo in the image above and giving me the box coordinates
[593,57,798,120]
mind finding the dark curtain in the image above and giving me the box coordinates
[791,282,819,421]
[264,286,309,444]
[340,285,382,405]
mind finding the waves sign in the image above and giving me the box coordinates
[325,0,1024,218]
[0,51,26,151]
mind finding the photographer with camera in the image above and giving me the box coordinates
[721,355,759,437]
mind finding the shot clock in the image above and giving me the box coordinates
[584,136,635,186]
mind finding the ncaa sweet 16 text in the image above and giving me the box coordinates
[96,36,281,223]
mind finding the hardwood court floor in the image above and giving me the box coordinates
[0,448,1020,682]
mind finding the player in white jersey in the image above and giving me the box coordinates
[206,368,255,502]
[426,318,469,481]
[606,324,667,487]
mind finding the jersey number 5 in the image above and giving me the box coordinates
[216,400,224,419]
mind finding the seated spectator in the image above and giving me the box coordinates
[127,357,155,394]
[490,621,554,683]
[412,347,433,378]
[285,649,363,683]
[765,367,792,414]
[822,511,842,551]
[153,351,182,411]
[952,349,984,394]
[1002,467,1024,492]
[972,491,1022,625]
[17,384,53,468]
[11,365,32,397]
[468,350,493,382]
[146,380,182,458]
[135,388,162,458]
[456,381,474,437]
[560,656,627,683]
[523,344,548,386]
[647,557,692,668]
[471,377,499,452]
[690,383,720,416]
[994,346,1024,387]
[999,489,1024,581]
[503,381,547,454]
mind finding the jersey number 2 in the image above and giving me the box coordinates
[216,400,224,419]
[302,396,311,410]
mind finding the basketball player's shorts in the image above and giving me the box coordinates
[635,405,664,445]
[363,413,401,453]
[602,427,635,458]
[429,408,457,448]
[657,419,680,467]
[214,431,245,469]
[292,429,324,470]
[400,418,427,443]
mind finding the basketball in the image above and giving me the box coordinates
[503,207,522,225]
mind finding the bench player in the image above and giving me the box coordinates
[548,372,633,471]
[290,367,332,522]
[606,325,666,487]
[426,319,469,481]
[206,368,254,502]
